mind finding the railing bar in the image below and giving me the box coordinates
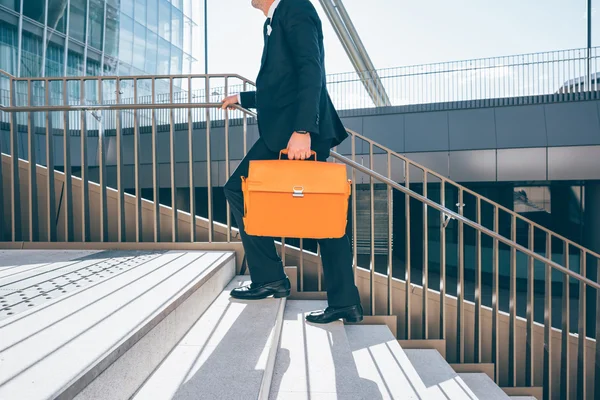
[225,77,231,243]
[526,224,535,386]
[508,214,517,386]
[98,79,108,242]
[151,78,160,242]
[133,78,141,242]
[595,258,600,400]
[369,143,376,315]
[80,79,89,242]
[474,197,482,363]
[577,251,587,400]
[492,206,500,383]
[169,78,178,242]
[45,81,56,242]
[387,152,393,316]
[457,189,464,363]
[188,77,196,242]
[317,243,322,292]
[62,79,73,242]
[422,172,428,338]
[405,162,411,340]
[560,242,570,399]
[27,80,38,242]
[299,238,304,292]
[543,234,553,399]
[9,77,20,241]
[115,78,125,242]
[439,181,446,340]
[352,135,357,286]
[205,77,213,242]
[243,82,248,155]
[281,237,286,267]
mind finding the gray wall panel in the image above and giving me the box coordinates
[404,151,450,180]
[448,108,496,150]
[548,146,600,180]
[405,111,449,152]
[449,150,496,182]
[495,105,547,148]
[497,148,547,182]
[545,101,600,146]
[362,114,404,153]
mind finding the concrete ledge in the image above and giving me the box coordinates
[347,315,398,338]
[450,363,495,380]
[398,339,447,359]
[459,373,510,399]
[501,386,543,400]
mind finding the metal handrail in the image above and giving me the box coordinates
[344,127,600,261]
[330,150,600,290]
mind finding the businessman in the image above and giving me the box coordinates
[221,0,363,324]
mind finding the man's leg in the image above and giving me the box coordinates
[306,140,362,322]
[317,235,361,307]
[224,138,287,285]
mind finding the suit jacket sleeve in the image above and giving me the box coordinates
[239,91,257,109]
[282,2,322,135]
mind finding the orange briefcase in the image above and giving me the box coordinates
[241,150,351,239]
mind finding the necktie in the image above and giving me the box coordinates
[263,18,271,40]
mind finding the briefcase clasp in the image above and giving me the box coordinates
[293,186,304,198]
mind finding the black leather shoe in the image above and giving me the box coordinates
[305,304,364,324]
[230,277,291,300]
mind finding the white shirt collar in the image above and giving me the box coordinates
[267,0,282,19]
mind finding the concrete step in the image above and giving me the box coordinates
[133,276,286,400]
[458,373,510,400]
[0,250,236,400]
[270,300,391,399]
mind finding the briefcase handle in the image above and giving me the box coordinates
[279,149,317,160]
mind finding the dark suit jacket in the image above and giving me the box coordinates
[239,0,347,153]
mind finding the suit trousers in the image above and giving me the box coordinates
[223,137,361,308]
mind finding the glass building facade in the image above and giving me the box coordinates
[0,0,200,105]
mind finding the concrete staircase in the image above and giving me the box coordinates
[0,250,539,399]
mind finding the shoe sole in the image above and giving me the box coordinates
[305,315,364,324]
[230,290,291,300]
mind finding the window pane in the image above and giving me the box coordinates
[121,0,134,17]
[119,14,134,67]
[0,0,19,12]
[183,0,191,19]
[67,50,84,76]
[171,0,182,11]
[145,31,158,74]
[135,0,146,25]
[23,0,45,23]
[171,7,182,48]
[158,0,171,40]
[0,22,19,75]
[147,0,158,33]
[105,5,120,58]
[86,58,100,76]
[133,22,146,71]
[183,17,192,55]
[89,0,105,50]
[21,32,43,77]
[170,45,182,75]
[69,0,87,43]
[48,0,68,33]
[45,42,64,77]
[157,37,170,74]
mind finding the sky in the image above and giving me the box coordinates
[192,0,596,80]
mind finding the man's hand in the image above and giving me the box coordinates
[286,132,312,160]
[221,94,239,110]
